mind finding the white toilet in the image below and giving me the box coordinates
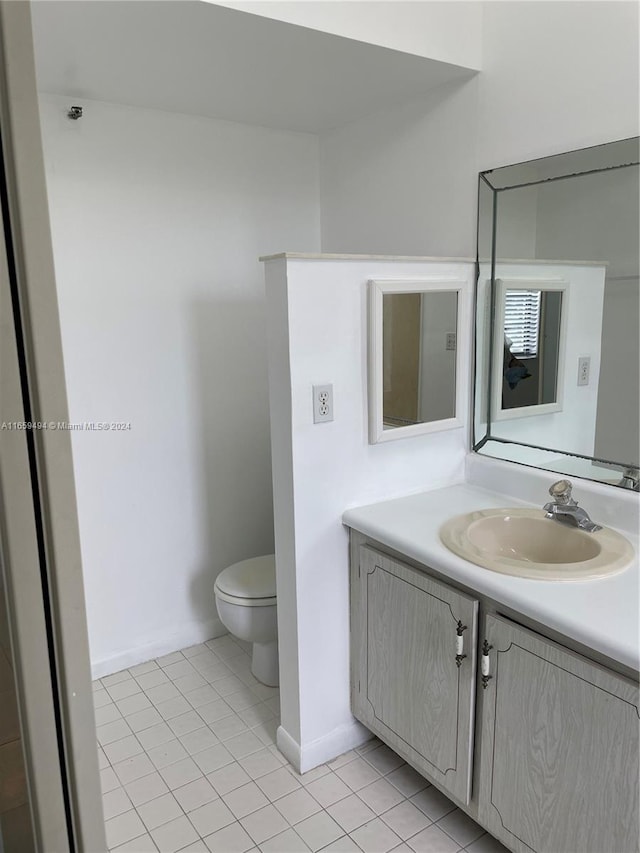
[214,554,279,687]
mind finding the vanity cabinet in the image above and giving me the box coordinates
[349,540,640,853]
[479,614,640,853]
[351,546,479,804]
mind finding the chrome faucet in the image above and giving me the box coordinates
[543,479,602,532]
[618,467,640,491]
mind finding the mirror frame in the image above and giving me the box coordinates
[368,278,470,444]
[492,277,569,422]
[474,137,640,486]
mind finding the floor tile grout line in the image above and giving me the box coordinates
[106,763,421,824]
[97,701,277,752]
[122,670,272,712]
[97,706,276,745]
[100,642,249,689]
[100,636,492,853]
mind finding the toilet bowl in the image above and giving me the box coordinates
[214,554,278,687]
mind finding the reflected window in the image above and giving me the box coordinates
[501,290,563,410]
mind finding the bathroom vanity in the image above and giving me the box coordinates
[344,481,639,853]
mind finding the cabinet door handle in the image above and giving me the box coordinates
[455,620,467,667]
[481,640,493,688]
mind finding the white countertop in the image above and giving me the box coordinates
[259,252,475,263]
[343,483,639,673]
[258,252,606,266]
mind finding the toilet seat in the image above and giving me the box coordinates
[215,590,276,607]
[214,554,276,608]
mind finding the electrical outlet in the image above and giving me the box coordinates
[446,332,457,351]
[313,384,334,423]
[577,356,590,386]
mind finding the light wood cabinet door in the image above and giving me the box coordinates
[351,546,478,804]
[478,614,640,853]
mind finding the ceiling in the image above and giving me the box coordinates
[31,1,475,134]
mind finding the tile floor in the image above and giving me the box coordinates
[94,634,509,853]
[0,608,34,853]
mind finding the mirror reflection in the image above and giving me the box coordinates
[369,277,467,445]
[382,292,457,428]
[475,138,639,488]
[502,289,563,410]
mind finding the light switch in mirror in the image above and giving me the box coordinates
[369,278,469,444]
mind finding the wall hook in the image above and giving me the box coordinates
[67,106,83,120]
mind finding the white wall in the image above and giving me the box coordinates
[320,1,639,257]
[39,94,321,675]
[212,1,483,70]
[265,257,475,770]
[477,1,639,170]
[320,77,480,257]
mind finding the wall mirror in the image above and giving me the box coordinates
[475,137,639,488]
[369,278,467,444]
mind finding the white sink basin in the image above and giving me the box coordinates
[440,508,634,580]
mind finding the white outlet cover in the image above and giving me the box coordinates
[577,356,590,386]
[313,383,334,423]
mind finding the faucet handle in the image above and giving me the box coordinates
[549,479,573,504]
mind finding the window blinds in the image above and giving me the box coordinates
[504,289,541,357]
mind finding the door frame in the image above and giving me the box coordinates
[0,2,106,850]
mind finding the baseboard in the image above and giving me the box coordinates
[91,616,226,679]
[277,719,373,774]
[276,725,301,771]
